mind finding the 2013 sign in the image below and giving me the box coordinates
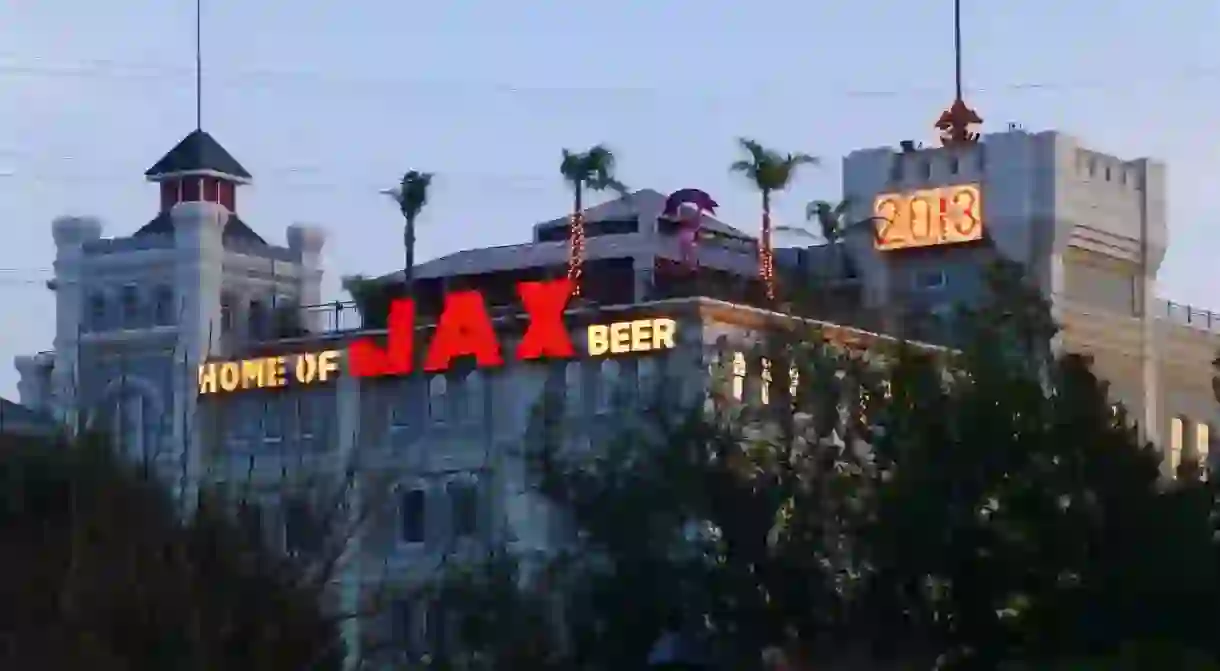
[873,183,983,252]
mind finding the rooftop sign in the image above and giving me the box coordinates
[873,183,982,251]
[198,279,677,395]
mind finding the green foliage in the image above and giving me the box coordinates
[395,170,434,223]
[559,144,629,208]
[0,432,345,670]
[413,260,1220,671]
[804,198,853,244]
[730,138,818,195]
[343,274,396,329]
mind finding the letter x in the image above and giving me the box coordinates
[516,279,575,360]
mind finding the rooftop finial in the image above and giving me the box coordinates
[194,0,203,130]
[935,0,982,148]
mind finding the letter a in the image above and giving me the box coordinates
[517,279,575,360]
[423,291,503,372]
[348,298,415,377]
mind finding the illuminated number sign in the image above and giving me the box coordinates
[873,183,983,251]
[198,279,678,395]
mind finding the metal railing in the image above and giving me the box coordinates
[299,300,366,334]
[1156,300,1220,335]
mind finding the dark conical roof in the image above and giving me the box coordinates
[145,129,252,180]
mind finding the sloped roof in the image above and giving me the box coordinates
[0,397,58,434]
[133,211,269,246]
[145,129,252,180]
[535,188,752,240]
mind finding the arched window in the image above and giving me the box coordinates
[428,376,447,424]
[153,285,174,325]
[564,362,582,416]
[462,371,484,424]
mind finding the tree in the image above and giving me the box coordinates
[730,138,818,302]
[560,145,629,297]
[0,431,350,670]
[388,170,433,290]
[804,198,853,245]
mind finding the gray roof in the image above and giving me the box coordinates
[0,397,58,435]
[369,187,759,282]
[534,188,753,240]
[145,129,252,180]
[133,211,269,247]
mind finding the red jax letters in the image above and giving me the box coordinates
[348,278,576,377]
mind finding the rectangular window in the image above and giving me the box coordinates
[400,489,426,544]
[121,285,140,327]
[448,479,478,539]
[914,269,947,291]
[1197,422,1211,471]
[391,599,419,653]
[284,498,321,554]
[1170,416,1185,476]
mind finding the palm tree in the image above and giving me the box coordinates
[385,170,433,291]
[730,138,818,301]
[560,145,629,297]
[804,199,852,245]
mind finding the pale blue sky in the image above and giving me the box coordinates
[0,1,1217,398]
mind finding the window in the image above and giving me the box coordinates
[731,352,747,401]
[1170,416,1185,476]
[249,299,267,339]
[463,371,484,424]
[153,286,174,325]
[920,160,931,179]
[428,376,447,424]
[789,364,800,401]
[284,498,322,554]
[120,285,140,328]
[88,292,107,331]
[638,357,659,401]
[448,477,479,540]
[1197,422,1212,474]
[262,396,283,441]
[220,292,235,333]
[915,269,947,290]
[400,488,426,544]
[391,599,420,654]
[564,362,582,416]
[948,157,959,175]
[760,358,772,406]
[595,359,620,413]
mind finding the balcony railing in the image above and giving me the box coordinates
[1156,300,1220,335]
[300,300,366,335]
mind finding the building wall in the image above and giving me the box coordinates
[842,128,1214,472]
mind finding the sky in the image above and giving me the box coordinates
[0,1,1217,399]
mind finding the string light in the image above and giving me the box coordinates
[567,211,585,297]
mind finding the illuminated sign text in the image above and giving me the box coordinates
[199,350,340,394]
[197,279,679,395]
[873,183,982,251]
[588,318,676,356]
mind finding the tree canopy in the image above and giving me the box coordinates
[0,432,348,671]
[422,259,1220,671]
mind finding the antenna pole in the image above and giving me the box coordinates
[953,0,963,101]
[194,0,203,130]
